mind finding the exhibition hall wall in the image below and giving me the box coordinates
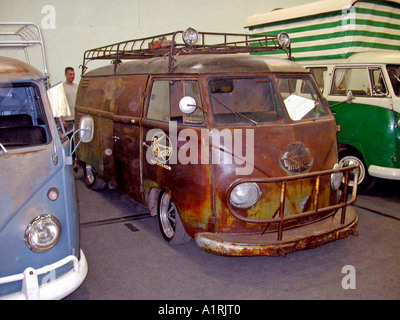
[0,0,312,84]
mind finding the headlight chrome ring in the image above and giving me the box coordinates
[25,215,61,253]
[230,182,261,209]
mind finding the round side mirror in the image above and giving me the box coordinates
[179,96,197,114]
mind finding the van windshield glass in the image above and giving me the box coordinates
[0,83,49,149]
[209,77,286,125]
[276,75,329,121]
[387,65,400,97]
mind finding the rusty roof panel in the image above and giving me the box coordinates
[84,54,307,77]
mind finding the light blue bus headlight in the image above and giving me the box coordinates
[25,215,61,253]
[230,182,261,209]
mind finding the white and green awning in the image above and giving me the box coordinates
[245,0,400,61]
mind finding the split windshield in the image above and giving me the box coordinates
[209,75,329,125]
[0,83,49,149]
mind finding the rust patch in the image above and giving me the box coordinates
[195,206,358,257]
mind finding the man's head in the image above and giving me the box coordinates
[65,67,75,84]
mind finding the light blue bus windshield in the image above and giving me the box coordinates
[0,83,50,148]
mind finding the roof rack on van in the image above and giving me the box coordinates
[81,28,292,74]
[0,22,49,81]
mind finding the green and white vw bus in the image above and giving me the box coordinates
[245,0,400,191]
[306,51,400,191]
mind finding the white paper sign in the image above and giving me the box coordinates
[284,94,315,121]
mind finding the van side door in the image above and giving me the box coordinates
[113,75,148,203]
[141,77,213,234]
[142,78,205,179]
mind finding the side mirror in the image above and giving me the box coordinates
[79,116,94,143]
[346,90,354,104]
[179,96,197,114]
[65,116,94,165]
[329,91,354,108]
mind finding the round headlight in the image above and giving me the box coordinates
[330,163,343,190]
[277,32,290,48]
[25,215,61,253]
[230,182,261,209]
[182,27,198,46]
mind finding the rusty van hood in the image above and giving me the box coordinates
[210,117,339,232]
[215,117,338,179]
[252,119,338,176]
[0,146,63,233]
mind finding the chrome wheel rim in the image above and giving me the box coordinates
[85,164,95,185]
[159,193,176,239]
[339,156,365,186]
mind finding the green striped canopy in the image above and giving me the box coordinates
[245,0,400,61]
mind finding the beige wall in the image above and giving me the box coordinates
[0,0,312,84]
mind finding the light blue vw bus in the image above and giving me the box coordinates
[0,23,87,299]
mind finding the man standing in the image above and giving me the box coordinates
[62,67,78,132]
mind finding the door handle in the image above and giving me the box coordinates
[112,136,120,141]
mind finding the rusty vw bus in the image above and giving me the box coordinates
[76,28,358,256]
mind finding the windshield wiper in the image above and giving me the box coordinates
[0,141,8,157]
[210,96,258,126]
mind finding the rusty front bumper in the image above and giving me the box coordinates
[195,206,358,257]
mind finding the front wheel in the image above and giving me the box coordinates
[157,191,191,245]
[338,149,376,193]
[83,163,107,190]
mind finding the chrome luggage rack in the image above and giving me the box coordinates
[81,28,292,74]
[0,22,48,81]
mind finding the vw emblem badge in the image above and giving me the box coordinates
[280,142,313,174]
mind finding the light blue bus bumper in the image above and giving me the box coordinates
[0,250,88,300]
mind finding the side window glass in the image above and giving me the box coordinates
[183,81,204,124]
[369,68,387,96]
[308,67,327,93]
[147,79,204,124]
[147,80,170,121]
[277,78,297,94]
[387,65,400,97]
[331,68,370,96]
